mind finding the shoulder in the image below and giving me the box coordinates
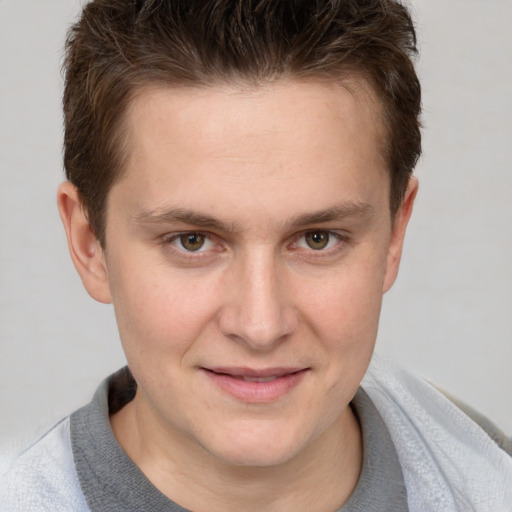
[445,393,512,457]
[362,355,512,510]
[1,417,90,512]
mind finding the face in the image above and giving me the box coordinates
[74,80,414,468]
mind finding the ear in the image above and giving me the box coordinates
[57,182,112,304]
[382,177,418,293]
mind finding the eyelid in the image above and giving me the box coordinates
[161,231,218,254]
[290,229,349,254]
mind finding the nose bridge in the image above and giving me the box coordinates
[218,247,296,350]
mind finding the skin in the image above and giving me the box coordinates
[58,79,417,512]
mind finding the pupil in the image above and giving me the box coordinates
[307,231,329,250]
[181,233,204,251]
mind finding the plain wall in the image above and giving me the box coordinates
[1,0,511,446]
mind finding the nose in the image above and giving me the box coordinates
[217,251,298,351]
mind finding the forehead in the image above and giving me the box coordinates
[125,78,386,156]
[112,79,389,227]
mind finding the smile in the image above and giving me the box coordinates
[234,375,279,382]
[201,367,309,403]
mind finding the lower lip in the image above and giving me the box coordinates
[202,369,307,403]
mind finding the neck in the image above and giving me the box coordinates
[111,394,362,512]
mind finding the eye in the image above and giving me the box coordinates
[164,232,215,253]
[179,233,207,251]
[304,231,330,250]
[298,230,339,251]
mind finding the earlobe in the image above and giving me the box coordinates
[57,182,112,304]
[382,177,418,293]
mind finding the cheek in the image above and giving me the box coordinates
[108,262,222,360]
[296,256,386,387]
[298,259,385,340]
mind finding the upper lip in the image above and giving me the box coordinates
[203,367,308,378]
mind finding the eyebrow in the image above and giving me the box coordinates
[284,202,374,230]
[132,201,374,233]
[133,207,238,232]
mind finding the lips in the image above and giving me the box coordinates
[201,367,308,403]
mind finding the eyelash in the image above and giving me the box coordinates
[290,230,347,254]
[160,230,349,260]
[161,232,219,255]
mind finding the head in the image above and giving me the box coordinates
[63,0,421,246]
[58,0,421,478]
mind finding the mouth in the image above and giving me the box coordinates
[230,375,283,383]
[201,367,309,403]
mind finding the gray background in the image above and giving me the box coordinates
[1,0,511,445]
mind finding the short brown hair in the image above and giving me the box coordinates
[63,0,421,245]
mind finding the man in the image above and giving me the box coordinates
[2,1,511,510]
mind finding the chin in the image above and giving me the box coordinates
[201,423,313,468]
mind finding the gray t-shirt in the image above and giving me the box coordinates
[70,367,408,511]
